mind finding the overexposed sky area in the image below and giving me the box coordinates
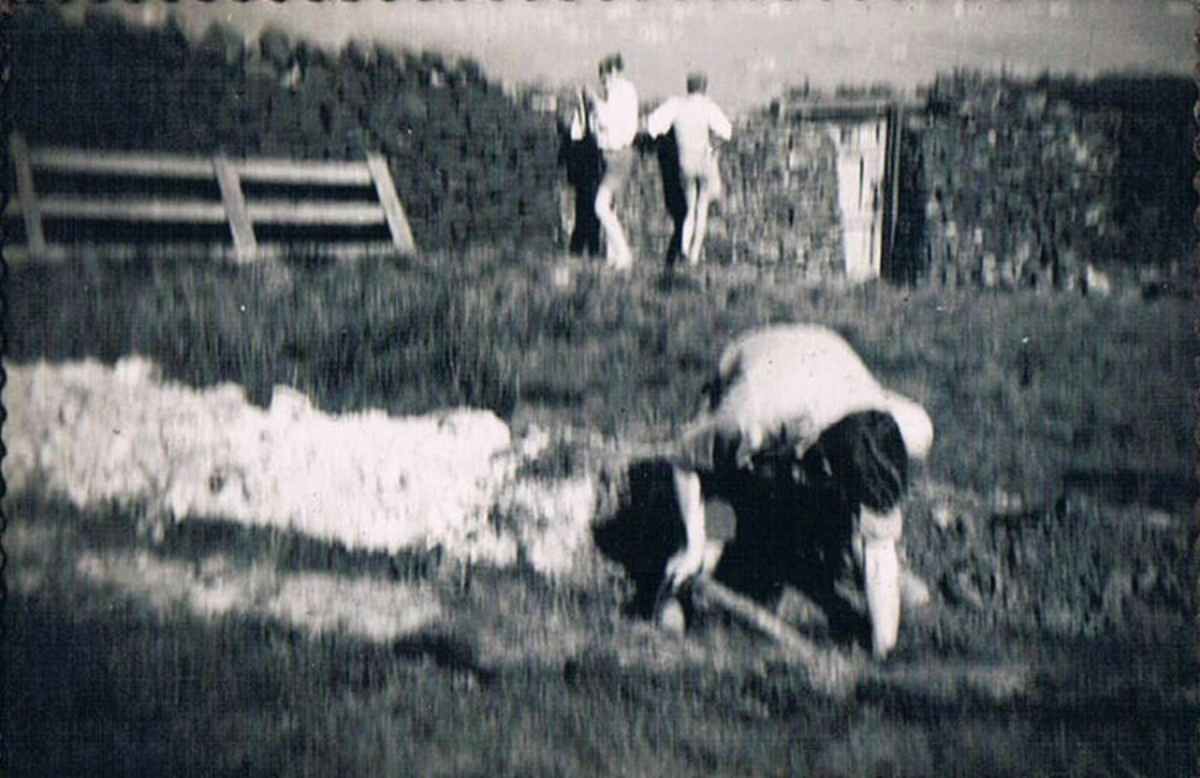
[104,0,1193,114]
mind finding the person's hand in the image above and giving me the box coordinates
[664,545,706,593]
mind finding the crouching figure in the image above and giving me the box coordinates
[660,325,934,659]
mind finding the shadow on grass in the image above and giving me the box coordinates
[592,460,684,619]
[9,490,445,583]
[2,590,500,777]
[9,487,1196,776]
[856,635,1198,775]
[1060,468,1195,512]
[591,459,869,648]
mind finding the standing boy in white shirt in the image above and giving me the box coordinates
[647,73,732,266]
[584,54,639,270]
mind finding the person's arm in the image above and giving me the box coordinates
[585,85,610,134]
[708,99,733,142]
[664,465,708,592]
[569,87,588,141]
[646,98,677,139]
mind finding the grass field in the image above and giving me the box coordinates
[8,491,1194,776]
[5,251,1196,775]
[8,250,1193,496]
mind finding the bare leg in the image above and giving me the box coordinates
[681,179,700,266]
[666,466,707,588]
[858,507,904,659]
[686,178,714,264]
[595,183,632,269]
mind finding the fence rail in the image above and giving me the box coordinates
[5,133,417,262]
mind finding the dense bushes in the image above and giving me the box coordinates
[896,71,1193,287]
[5,7,560,252]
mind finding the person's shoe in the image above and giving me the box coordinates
[655,596,687,635]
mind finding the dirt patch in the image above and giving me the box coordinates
[907,481,1195,655]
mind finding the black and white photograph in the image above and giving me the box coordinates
[2,0,1195,774]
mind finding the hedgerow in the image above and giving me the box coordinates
[5,7,560,253]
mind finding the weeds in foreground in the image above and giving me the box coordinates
[7,496,1194,776]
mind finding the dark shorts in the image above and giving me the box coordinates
[699,462,856,600]
[702,495,739,542]
[692,410,908,569]
[599,147,633,191]
[686,411,908,513]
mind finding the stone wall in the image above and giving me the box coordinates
[893,72,1193,290]
[558,112,847,275]
[7,8,561,253]
[557,73,1193,292]
[10,9,1190,287]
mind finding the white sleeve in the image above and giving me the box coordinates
[589,86,613,131]
[708,99,733,141]
[646,98,677,138]
[625,83,640,118]
[569,105,587,141]
[624,85,641,137]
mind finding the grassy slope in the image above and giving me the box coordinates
[7,251,1193,498]
[5,253,1195,775]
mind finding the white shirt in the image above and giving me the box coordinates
[590,75,639,151]
[675,325,933,470]
[646,94,732,171]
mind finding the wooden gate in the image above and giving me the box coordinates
[6,133,417,262]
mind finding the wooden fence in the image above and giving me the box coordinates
[5,133,417,262]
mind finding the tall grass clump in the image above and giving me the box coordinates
[6,251,1192,498]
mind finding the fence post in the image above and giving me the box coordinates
[10,132,47,259]
[366,152,417,256]
[213,154,257,261]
